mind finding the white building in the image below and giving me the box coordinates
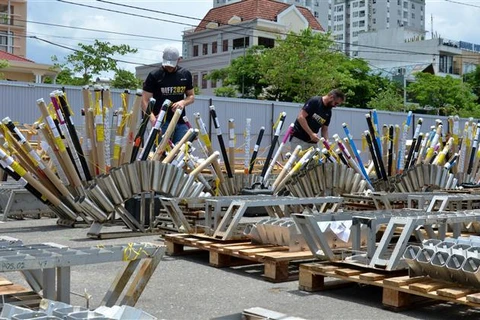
[213,0,332,34]
[357,27,463,84]
[214,0,426,57]
[137,0,323,96]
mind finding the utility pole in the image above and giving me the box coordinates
[7,0,12,53]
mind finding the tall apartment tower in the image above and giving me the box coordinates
[331,0,425,56]
[214,0,426,56]
[213,0,333,34]
[0,0,27,57]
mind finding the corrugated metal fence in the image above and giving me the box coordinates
[0,81,454,160]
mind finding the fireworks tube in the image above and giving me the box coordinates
[123,89,143,164]
[244,118,251,174]
[263,123,294,185]
[405,118,422,170]
[248,126,265,174]
[342,123,372,186]
[260,112,286,182]
[271,145,301,191]
[396,111,412,174]
[209,105,233,178]
[366,114,387,180]
[57,91,92,181]
[364,131,382,180]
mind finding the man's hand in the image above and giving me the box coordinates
[149,113,157,127]
[309,133,319,143]
[171,100,186,112]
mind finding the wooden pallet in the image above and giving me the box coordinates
[164,233,316,282]
[299,262,480,310]
[0,277,42,311]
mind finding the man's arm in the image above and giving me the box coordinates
[320,125,329,140]
[297,109,319,143]
[171,88,195,112]
[141,90,156,125]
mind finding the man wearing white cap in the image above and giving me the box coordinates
[142,46,195,143]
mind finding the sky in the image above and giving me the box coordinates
[25,0,480,78]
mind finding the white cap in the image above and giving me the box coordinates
[162,46,180,68]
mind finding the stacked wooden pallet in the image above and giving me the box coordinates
[164,233,316,282]
[0,277,41,310]
[299,262,480,310]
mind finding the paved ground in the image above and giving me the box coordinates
[1,218,480,320]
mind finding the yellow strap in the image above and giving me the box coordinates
[272,113,282,130]
[63,92,75,116]
[122,243,149,261]
[121,93,128,113]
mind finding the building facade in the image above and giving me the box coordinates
[357,27,468,82]
[214,0,332,34]
[0,51,58,83]
[331,0,425,56]
[214,0,426,57]
[136,0,323,96]
[0,0,27,57]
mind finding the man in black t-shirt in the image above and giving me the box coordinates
[290,89,345,150]
[142,46,195,143]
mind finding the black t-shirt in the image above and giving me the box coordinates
[292,96,332,142]
[142,66,193,124]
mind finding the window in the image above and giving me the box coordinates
[335,15,344,22]
[403,11,408,18]
[439,55,453,74]
[352,21,359,27]
[359,0,365,7]
[314,11,319,18]
[412,13,415,19]
[193,45,199,57]
[193,74,199,88]
[0,5,14,25]
[373,18,376,24]
[353,2,358,8]
[359,20,365,27]
[211,78,217,88]
[222,39,228,52]
[352,31,359,37]
[258,37,275,48]
[411,3,415,9]
[232,37,249,49]
[201,73,208,89]
[202,43,208,55]
[212,41,217,54]
[353,11,359,17]
[403,1,408,8]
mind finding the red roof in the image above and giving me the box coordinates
[0,51,34,63]
[195,0,324,32]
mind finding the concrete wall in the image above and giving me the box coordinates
[0,81,458,162]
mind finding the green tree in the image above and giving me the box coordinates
[208,46,266,98]
[0,59,8,79]
[464,65,480,104]
[337,59,396,108]
[52,40,137,85]
[44,64,85,85]
[260,29,346,102]
[367,85,404,111]
[213,86,237,97]
[111,69,143,90]
[407,73,478,115]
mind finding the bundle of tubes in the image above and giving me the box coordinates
[1,87,303,226]
[404,237,480,288]
[271,110,480,196]
[348,111,480,192]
